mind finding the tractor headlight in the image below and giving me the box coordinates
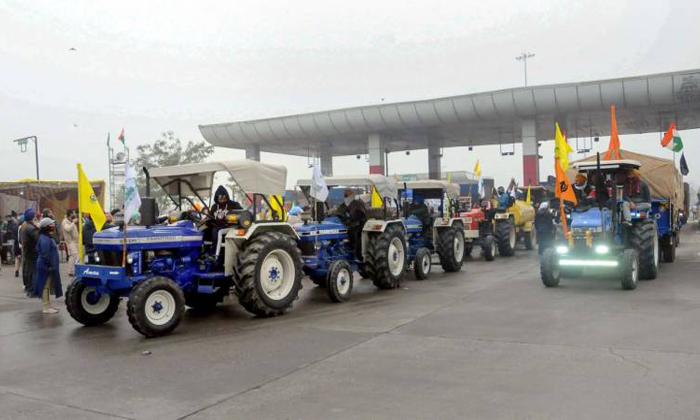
[595,245,610,254]
[94,254,101,263]
[127,254,134,264]
[556,246,569,254]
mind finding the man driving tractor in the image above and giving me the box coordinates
[334,188,367,257]
[408,193,432,236]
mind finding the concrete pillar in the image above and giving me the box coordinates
[428,139,441,180]
[245,144,261,161]
[521,119,539,186]
[368,134,385,175]
[319,148,333,176]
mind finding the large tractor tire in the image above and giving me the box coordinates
[481,235,496,261]
[661,235,676,263]
[523,227,537,250]
[326,260,353,303]
[437,225,465,272]
[184,287,228,311]
[540,248,560,288]
[126,276,185,337]
[620,249,639,290]
[66,280,121,326]
[413,247,432,280]
[365,224,407,289]
[495,219,516,257]
[237,231,303,317]
[630,219,658,280]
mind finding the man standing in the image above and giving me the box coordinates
[61,209,79,276]
[20,209,39,295]
[82,213,97,263]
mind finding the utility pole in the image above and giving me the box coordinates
[12,135,40,180]
[515,52,535,86]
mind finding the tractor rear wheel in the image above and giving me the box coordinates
[437,225,465,272]
[540,248,560,287]
[524,227,536,250]
[326,260,353,302]
[496,219,516,257]
[630,219,658,280]
[620,249,639,290]
[365,225,407,289]
[661,236,676,263]
[126,276,185,337]
[481,235,496,261]
[237,231,303,316]
[66,280,121,326]
[413,247,432,280]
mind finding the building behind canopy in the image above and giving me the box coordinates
[0,179,106,219]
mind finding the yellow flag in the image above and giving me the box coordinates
[270,195,286,221]
[371,186,383,208]
[554,158,577,206]
[473,159,481,177]
[554,123,573,171]
[526,185,531,205]
[446,172,452,183]
[78,164,106,231]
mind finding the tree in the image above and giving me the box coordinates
[132,131,215,212]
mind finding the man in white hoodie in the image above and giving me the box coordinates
[61,209,79,276]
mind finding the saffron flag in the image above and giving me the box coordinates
[604,105,621,160]
[661,123,683,152]
[78,164,106,231]
[123,163,141,224]
[554,158,577,206]
[117,128,125,146]
[554,123,573,170]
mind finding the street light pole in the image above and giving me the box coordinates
[515,52,535,86]
[12,135,40,180]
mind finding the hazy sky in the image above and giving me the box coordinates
[1,0,699,204]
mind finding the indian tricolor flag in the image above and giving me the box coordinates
[661,123,683,152]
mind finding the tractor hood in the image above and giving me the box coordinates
[92,221,203,251]
[570,207,612,232]
[294,217,348,241]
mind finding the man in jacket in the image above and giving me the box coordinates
[335,189,367,258]
[20,208,39,295]
[209,186,243,253]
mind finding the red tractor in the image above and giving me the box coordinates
[459,197,496,261]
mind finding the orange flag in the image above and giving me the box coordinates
[604,104,621,160]
[554,157,577,206]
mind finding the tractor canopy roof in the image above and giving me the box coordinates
[572,159,642,172]
[149,160,287,198]
[296,174,397,199]
[398,180,461,199]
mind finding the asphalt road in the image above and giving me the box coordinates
[1,226,699,420]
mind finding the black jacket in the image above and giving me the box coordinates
[83,218,96,253]
[21,223,39,261]
[210,186,243,227]
[335,199,367,229]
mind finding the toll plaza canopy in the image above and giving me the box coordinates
[199,69,700,184]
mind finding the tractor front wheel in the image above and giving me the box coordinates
[413,247,432,280]
[326,260,353,302]
[630,219,658,280]
[540,248,560,287]
[237,231,303,316]
[66,280,121,326]
[620,249,639,290]
[126,276,185,337]
[481,235,496,261]
[661,235,676,263]
[524,227,537,250]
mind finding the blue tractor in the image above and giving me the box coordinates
[540,159,660,290]
[398,180,468,279]
[294,175,407,302]
[66,160,304,337]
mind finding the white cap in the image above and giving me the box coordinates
[38,217,54,229]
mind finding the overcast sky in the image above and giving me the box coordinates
[1,0,699,205]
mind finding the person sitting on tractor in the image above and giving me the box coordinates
[496,186,514,210]
[615,168,650,223]
[335,188,367,257]
[208,186,243,253]
[408,194,432,236]
[573,173,591,205]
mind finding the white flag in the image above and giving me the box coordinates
[310,163,329,202]
[123,162,141,224]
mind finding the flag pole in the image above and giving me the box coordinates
[77,164,84,264]
[122,220,127,267]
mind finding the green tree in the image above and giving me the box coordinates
[132,131,215,211]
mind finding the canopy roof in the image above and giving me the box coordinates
[572,159,642,171]
[568,150,683,208]
[149,160,287,197]
[0,179,105,202]
[296,174,397,199]
[398,180,461,199]
[200,69,700,156]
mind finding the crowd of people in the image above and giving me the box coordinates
[0,207,120,314]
